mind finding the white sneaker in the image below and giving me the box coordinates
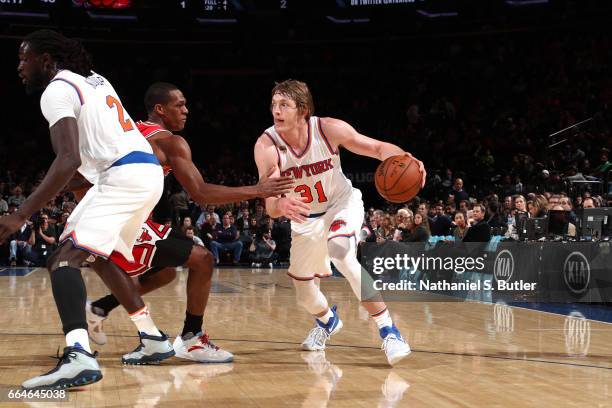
[302,305,343,351]
[86,301,107,346]
[380,325,411,366]
[173,332,234,363]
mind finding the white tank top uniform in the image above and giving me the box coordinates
[264,116,364,280]
[40,70,164,261]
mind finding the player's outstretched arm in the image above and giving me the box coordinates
[254,134,310,223]
[320,117,427,187]
[154,134,294,205]
[0,118,81,241]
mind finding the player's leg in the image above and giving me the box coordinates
[90,233,233,362]
[22,241,102,390]
[325,193,411,365]
[287,222,343,351]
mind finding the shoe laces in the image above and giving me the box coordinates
[307,326,330,346]
[381,334,399,352]
[197,333,219,351]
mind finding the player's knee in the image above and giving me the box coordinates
[188,246,214,271]
[46,245,81,271]
[327,237,351,262]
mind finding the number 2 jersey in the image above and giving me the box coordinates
[263,116,354,218]
[108,121,173,276]
[40,69,154,184]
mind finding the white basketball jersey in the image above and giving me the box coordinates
[264,116,354,214]
[40,70,154,184]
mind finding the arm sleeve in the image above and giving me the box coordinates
[40,81,81,127]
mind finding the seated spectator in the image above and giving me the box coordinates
[201,214,218,248]
[8,185,26,208]
[271,216,291,261]
[181,216,199,236]
[9,221,33,266]
[249,226,277,267]
[236,208,254,251]
[430,204,453,236]
[210,213,242,264]
[185,226,205,247]
[486,200,505,229]
[449,178,469,207]
[377,214,396,241]
[463,203,491,242]
[582,197,596,208]
[404,213,430,242]
[28,214,56,266]
[453,211,469,240]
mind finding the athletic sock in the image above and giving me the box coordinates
[129,306,162,337]
[371,307,393,330]
[181,312,204,338]
[91,294,120,317]
[317,308,334,325]
[66,328,92,353]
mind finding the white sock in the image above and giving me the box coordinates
[317,308,334,325]
[371,308,393,329]
[129,306,162,336]
[66,329,92,353]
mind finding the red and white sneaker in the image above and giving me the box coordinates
[173,332,234,363]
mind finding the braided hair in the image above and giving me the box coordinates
[24,30,93,77]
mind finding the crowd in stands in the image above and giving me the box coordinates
[1,168,609,268]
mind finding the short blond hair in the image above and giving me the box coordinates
[272,79,315,120]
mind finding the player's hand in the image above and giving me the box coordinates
[404,153,427,188]
[277,196,310,223]
[0,212,27,243]
[257,166,294,197]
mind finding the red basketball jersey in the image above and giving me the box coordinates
[136,121,172,176]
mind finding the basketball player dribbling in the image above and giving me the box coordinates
[254,80,426,365]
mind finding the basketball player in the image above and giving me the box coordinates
[1,30,172,390]
[81,82,293,363]
[254,80,426,365]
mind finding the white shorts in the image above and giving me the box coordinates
[60,163,164,261]
[288,189,364,280]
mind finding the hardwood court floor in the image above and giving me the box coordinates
[0,267,610,407]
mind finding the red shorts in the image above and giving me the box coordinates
[109,219,172,277]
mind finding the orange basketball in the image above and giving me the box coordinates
[375,155,422,203]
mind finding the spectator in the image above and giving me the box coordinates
[249,226,277,268]
[8,221,33,266]
[210,213,242,264]
[28,214,56,266]
[185,226,205,247]
[55,212,70,240]
[582,197,596,208]
[170,188,190,222]
[271,216,291,262]
[404,213,430,242]
[201,214,218,248]
[463,203,491,242]
[8,185,25,208]
[236,208,254,253]
[181,216,198,236]
[486,200,505,229]
[377,214,396,242]
[449,178,469,207]
[254,202,266,225]
[430,204,453,236]
[453,211,469,241]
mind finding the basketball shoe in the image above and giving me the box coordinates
[173,332,234,363]
[380,325,411,365]
[122,332,175,365]
[302,305,343,351]
[22,345,102,390]
[86,301,107,345]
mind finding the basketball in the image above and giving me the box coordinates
[375,155,422,203]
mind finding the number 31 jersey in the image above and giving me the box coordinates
[263,116,354,215]
[40,69,154,184]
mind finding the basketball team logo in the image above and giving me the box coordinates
[563,252,590,294]
[493,249,514,283]
[493,301,514,333]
